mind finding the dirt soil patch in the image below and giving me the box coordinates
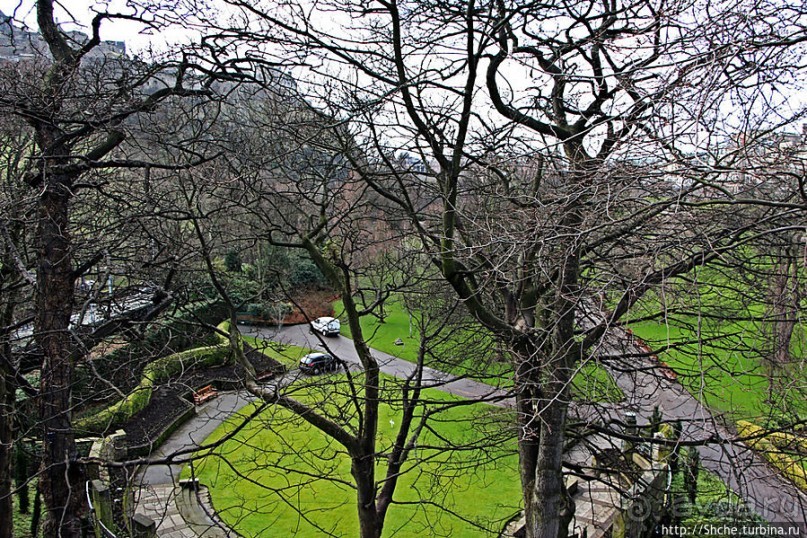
[283,289,340,324]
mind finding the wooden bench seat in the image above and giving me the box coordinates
[193,384,218,405]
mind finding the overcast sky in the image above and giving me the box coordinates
[0,0,197,53]
[2,0,803,143]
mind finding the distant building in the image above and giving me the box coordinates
[0,9,125,62]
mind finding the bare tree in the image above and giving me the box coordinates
[191,0,807,536]
[140,78,519,536]
[0,2,218,534]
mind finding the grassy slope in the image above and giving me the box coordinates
[189,377,521,537]
[334,298,507,381]
[630,320,772,419]
[629,284,806,421]
[335,299,623,403]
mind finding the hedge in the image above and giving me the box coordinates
[761,428,807,454]
[74,300,228,405]
[737,420,807,491]
[76,321,232,435]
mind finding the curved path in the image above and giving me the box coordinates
[133,324,511,536]
[242,323,511,405]
[135,322,806,535]
[610,345,807,528]
[577,303,807,530]
[135,391,253,537]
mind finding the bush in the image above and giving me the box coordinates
[738,421,807,491]
[224,250,243,272]
[289,256,326,288]
[76,321,232,435]
[238,302,292,322]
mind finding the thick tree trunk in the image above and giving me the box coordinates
[35,180,84,538]
[522,191,582,538]
[517,357,574,538]
[0,366,13,538]
[514,349,540,518]
[526,400,571,538]
[352,454,382,538]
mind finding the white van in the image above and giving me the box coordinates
[310,316,341,336]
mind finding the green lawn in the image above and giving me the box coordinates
[629,291,806,422]
[334,298,507,382]
[335,298,623,403]
[188,375,521,537]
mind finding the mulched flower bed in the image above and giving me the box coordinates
[119,345,284,449]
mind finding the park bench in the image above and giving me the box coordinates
[193,384,218,405]
[256,370,276,382]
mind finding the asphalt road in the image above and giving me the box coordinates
[590,319,807,529]
[140,320,806,529]
[241,323,513,406]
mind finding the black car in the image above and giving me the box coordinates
[299,352,340,374]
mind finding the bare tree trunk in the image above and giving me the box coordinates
[35,179,84,538]
[529,400,571,538]
[352,454,382,538]
[0,369,13,538]
[768,250,799,364]
[514,352,575,538]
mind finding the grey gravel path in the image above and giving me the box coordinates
[580,306,807,529]
[135,319,806,535]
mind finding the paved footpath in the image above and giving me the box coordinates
[135,391,255,537]
[577,303,807,529]
[135,321,805,534]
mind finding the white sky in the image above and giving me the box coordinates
[2,0,803,148]
[0,0,197,54]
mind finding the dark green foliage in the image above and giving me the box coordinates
[670,419,683,474]
[240,302,292,320]
[668,471,769,532]
[246,244,327,293]
[684,447,700,505]
[289,255,326,288]
[224,250,243,272]
[221,246,329,313]
[222,274,262,307]
[649,405,662,436]
[13,442,30,514]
